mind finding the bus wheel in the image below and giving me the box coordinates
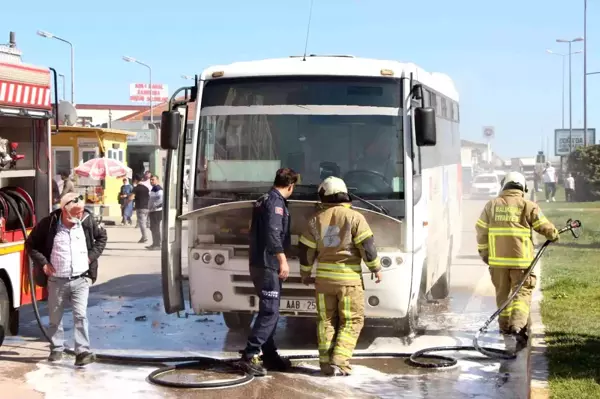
[430,238,453,299]
[0,279,10,347]
[394,303,419,336]
[222,312,254,331]
[394,288,425,336]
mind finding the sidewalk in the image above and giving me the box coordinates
[527,187,550,399]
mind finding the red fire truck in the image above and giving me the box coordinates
[0,32,54,346]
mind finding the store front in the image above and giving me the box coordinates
[126,128,162,179]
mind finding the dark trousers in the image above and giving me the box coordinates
[565,188,575,202]
[544,182,556,200]
[149,210,162,247]
[243,266,282,359]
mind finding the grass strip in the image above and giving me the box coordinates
[538,202,600,399]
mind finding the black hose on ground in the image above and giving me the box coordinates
[16,200,580,389]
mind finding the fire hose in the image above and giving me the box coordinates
[8,191,579,389]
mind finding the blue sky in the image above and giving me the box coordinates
[4,0,598,158]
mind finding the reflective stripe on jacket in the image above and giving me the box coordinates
[475,189,558,268]
[299,203,380,286]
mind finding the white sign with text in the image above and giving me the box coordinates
[129,83,169,104]
[554,128,596,156]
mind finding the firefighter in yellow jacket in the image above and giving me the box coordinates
[475,171,559,353]
[298,176,383,376]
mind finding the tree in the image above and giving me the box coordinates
[567,145,600,201]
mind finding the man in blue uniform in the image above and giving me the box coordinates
[239,168,299,377]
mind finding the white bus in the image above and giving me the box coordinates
[159,55,462,335]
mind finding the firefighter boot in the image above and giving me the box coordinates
[502,333,517,355]
[515,327,529,352]
[321,364,350,377]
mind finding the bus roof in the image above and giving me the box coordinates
[200,55,459,101]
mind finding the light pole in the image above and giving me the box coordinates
[556,37,584,153]
[123,56,153,125]
[58,73,66,101]
[546,49,582,129]
[37,30,74,104]
[584,0,588,147]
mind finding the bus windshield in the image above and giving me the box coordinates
[196,77,404,200]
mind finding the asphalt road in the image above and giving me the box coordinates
[0,198,529,399]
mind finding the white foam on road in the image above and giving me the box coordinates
[26,360,164,399]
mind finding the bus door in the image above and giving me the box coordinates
[160,106,188,314]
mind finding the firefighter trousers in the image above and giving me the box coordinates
[489,267,537,334]
[315,283,364,374]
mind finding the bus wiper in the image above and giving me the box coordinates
[294,184,389,216]
[348,190,389,216]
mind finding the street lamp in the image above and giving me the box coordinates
[37,30,75,104]
[58,73,66,100]
[123,56,153,125]
[584,0,588,147]
[546,49,582,129]
[556,37,584,153]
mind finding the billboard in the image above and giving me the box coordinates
[554,128,596,156]
[129,83,169,104]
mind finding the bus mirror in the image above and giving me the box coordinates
[160,110,181,150]
[415,107,436,146]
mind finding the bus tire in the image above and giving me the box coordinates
[9,308,19,336]
[0,279,10,347]
[394,302,419,336]
[430,238,453,299]
[394,282,425,336]
[222,312,254,331]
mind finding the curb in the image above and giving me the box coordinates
[527,261,550,399]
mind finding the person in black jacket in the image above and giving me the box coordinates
[25,192,107,366]
[238,168,298,377]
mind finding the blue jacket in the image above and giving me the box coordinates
[249,188,290,270]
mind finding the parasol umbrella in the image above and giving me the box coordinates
[74,157,132,180]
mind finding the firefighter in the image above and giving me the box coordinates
[475,171,559,353]
[298,176,383,376]
[238,168,299,377]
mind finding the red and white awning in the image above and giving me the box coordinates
[0,61,52,111]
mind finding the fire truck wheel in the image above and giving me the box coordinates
[0,279,10,347]
[222,312,254,331]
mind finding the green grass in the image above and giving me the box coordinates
[538,201,600,399]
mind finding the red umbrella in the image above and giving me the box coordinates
[74,157,132,180]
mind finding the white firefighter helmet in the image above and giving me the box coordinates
[318,176,348,196]
[502,171,528,192]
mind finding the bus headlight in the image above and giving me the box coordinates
[214,254,225,265]
[202,253,212,264]
[381,257,392,268]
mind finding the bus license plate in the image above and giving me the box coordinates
[280,299,316,312]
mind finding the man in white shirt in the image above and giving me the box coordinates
[542,162,557,202]
[564,173,575,202]
[25,193,107,366]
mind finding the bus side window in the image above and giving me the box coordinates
[441,97,448,119]
[423,89,431,107]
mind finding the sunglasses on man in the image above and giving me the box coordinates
[65,194,84,207]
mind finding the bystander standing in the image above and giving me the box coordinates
[130,174,150,243]
[147,175,163,250]
[25,193,107,366]
[564,172,575,202]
